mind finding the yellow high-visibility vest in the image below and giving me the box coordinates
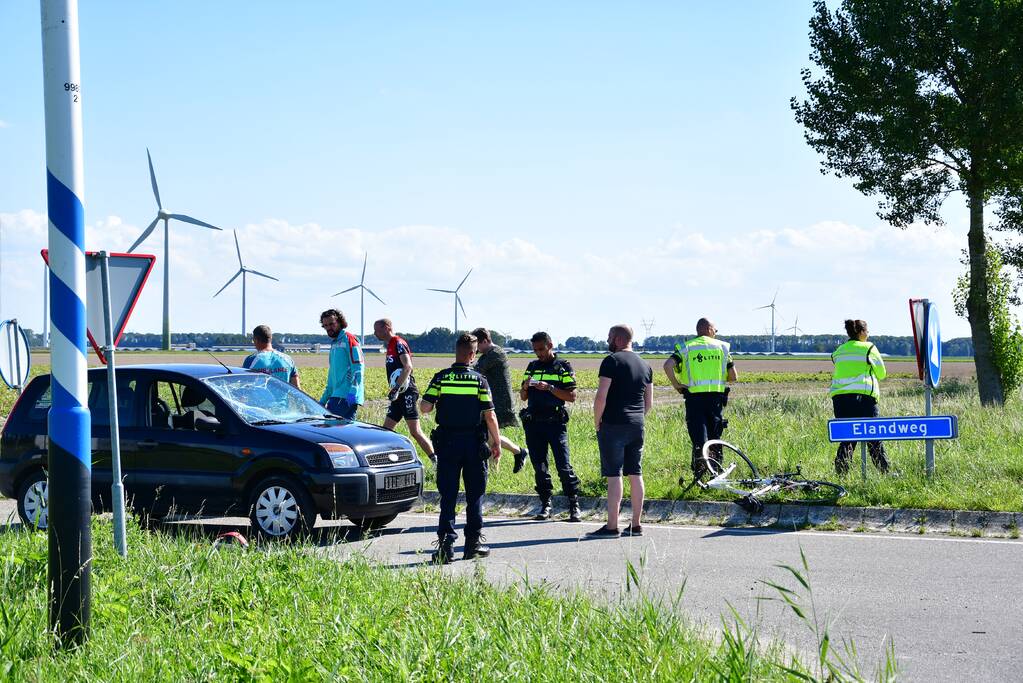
[830,340,887,398]
[673,336,730,394]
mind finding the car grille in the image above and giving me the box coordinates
[365,450,415,467]
[376,484,420,503]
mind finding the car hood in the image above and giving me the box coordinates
[257,419,415,455]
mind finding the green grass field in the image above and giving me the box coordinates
[3,365,1020,512]
[0,518,870,681]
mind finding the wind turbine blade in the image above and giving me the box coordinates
[168,213,221,230]
[364,286,386,305]
[754,304,771,310]
[332,284,360,296]
[361,253,367,284]
[246,268,279,282]
[146,148,162,211]
[771,287,779,306]
[213,270,242,297]
[456,268,473,291]
[427,288,455,293]
[234,230,243,267]
[127,216,160,253]
[456,294,467,317]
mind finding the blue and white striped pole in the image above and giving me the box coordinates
[41,0,91,646]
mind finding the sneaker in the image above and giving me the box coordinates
[513,448,528,474]
[567,499,582,523]
[624,524,643,536]
[430,539,454,565]
[586,524,620,538]
[463,536,490,560]
[534,499,552,520]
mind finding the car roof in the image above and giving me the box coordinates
[84,364,247,380]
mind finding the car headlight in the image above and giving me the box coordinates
[321,443,359,469]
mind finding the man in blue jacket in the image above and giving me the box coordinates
[319,308,364,419]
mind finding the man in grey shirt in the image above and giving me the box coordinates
[472,327,529,472]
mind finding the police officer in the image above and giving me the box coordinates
[420,332,502,564]
[663,318,738,481]
[519,331,582,522]
[830,318,889,474]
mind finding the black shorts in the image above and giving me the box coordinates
[386,389,420,422]
[597,422,645,477]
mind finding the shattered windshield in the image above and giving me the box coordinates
[204,373,330,425]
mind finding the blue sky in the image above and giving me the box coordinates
[0,2,986,343]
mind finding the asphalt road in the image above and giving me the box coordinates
[3,500,1018,681]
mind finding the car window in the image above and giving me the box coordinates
[205,373,328,425]
[27,386,52,422]
[149,380,220,431]
[88,378,138,429]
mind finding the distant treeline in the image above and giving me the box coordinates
[18,326,974,357]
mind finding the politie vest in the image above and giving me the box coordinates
[673,336,730,394]
[830,340,887,399]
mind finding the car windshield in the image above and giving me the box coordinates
[204,373,331,425]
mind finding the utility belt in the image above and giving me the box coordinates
[683,386,729,407]
[431,424,490,461]
[519,406,569,425]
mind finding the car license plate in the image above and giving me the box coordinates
[384,472,417,490]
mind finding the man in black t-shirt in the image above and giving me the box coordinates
[519,331,581,522]
[590,324,652,538]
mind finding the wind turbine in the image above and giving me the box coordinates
[332,252,385,346]
[127,148,222,350]
[213,230,279,335]
[428,268,472,333]
[755,288,779,353]
[786,315,803,337]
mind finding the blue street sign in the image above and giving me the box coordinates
[925,302,941,388]
[828,416,958,442]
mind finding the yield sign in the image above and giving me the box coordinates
[42,250,156,364]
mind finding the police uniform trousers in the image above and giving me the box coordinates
[523,419,580,500]
[435,430,489,545]
[832,394,889,473]
[685,392,727,472]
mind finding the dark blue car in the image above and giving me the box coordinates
[0,364,424,539]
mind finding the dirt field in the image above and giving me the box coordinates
[31,350,976,379]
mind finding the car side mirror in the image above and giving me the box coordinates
[195,416,222,433]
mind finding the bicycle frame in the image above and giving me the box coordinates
[698,464,786,500]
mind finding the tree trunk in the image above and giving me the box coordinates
[965,188,1004,405]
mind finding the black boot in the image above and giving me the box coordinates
[431,539,454,565]
[513,447,528,474]
[534,498,552,520]
[463,535,490,560]
[568,497,581,523]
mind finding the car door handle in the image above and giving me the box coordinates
[138,440,158,449]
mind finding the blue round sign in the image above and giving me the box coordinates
[925,302,941,388]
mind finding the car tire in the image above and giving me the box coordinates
[248,475,316,541]
[16,470,49,531]
[351,513,398,532]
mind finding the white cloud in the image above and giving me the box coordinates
[0,209,994,342]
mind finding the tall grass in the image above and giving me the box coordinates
[0,518,832,681]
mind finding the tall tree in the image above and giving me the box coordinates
[792,0,1023,404]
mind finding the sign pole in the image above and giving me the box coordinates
[41,0,91,646]
[925,384,934,477]
[13,319,23,394]
[860,441,867,481]
[98,253,127,556]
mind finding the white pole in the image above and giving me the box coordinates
[43,264,50,347]
[41,0,91,645]
[99,252,127,556]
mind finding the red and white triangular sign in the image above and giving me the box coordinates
[42,250,157,364]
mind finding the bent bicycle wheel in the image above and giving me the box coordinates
[775,479,846,505]
[701,439,759,481]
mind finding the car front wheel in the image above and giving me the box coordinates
[248,475,316,541]
[16,470,49,531]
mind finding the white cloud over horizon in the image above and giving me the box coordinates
[0,208,996,344]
